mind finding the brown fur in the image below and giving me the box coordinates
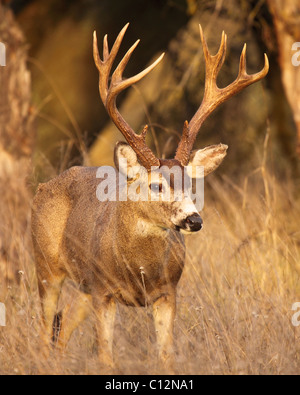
[32,165,185,368]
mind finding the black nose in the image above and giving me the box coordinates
[185,214,203,232]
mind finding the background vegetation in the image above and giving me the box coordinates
[0,0,300,375]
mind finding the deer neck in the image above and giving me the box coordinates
[115,200,174,240]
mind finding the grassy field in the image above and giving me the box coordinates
[0,151,300,375]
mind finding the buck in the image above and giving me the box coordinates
[31,23,268,370]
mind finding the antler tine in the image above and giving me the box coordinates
[175,24,269,165]
[237,44,269,83]
[109,42,165,103]
[93,23,129,104]
[200,25,227,83]
[93,24,165,169]
[102,34,110,61]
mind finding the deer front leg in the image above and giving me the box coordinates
[93,295,116,371]
[153,292,176,371]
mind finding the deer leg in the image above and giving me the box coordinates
[93,295,116,370]
[153,292,176,371]
[56,292,92,349]
[37,274,65,348]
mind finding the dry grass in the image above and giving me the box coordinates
[0,153,300,375]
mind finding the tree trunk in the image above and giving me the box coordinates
[0,4,34,292]
[267,0,300,157]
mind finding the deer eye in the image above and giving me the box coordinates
[149,183,164,193]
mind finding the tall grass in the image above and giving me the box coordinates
[0,151,300,375]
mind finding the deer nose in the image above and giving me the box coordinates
[185,214,203,232]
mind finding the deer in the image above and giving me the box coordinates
[31,23,269,371]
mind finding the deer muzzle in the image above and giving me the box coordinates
[176,213,203,233]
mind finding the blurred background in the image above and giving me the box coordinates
[1,0,300,180]
[1,0,300,375]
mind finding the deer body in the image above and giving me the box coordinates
[32,165,185,308]
[32,23,268,370]
[32,162,190,369]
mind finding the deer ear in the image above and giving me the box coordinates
[114,142,143,179]
[187,144,228,178]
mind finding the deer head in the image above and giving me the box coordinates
[93,23,269,233]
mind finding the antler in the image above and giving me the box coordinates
[93,23,164,169]
[175,25,269,165]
